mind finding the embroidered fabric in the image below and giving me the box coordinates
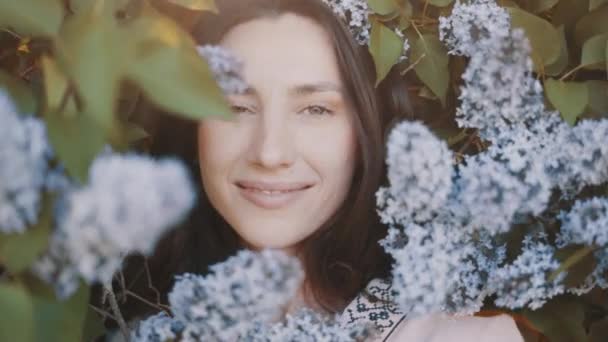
[341,278,407,341]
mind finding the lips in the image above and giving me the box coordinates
[235,180,313,209]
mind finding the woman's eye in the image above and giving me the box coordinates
[230,105,254,114]
[301,105,333,116]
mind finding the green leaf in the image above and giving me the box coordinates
[587,80,608,115]
[553,0,590,34]
[544,26,569,76]
[0,71,37,114]
[581,33,608,69]
[45,112,106,183]
[82,306,106,342]
[507,7,562,71]
[0,198,52,274]
[411,34,449,106]
[544,79,588,126]
[575,5,608,46]
[127,5,231,120]
[58,1,132,132]
[528,0,559,13]
[367,0,399,15]
[167,0,218,12]
[0,283,34,342]
[522,297,586,342]
[0,0,63,37]
[42,56,75,114]
[427,0,454,7]
[29,280,91,342]
[368,19,403,86]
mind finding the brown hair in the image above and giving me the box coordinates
[118,0,411,320]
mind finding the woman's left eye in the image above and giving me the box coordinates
[300,105,333,116]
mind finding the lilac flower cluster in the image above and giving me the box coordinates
[321,0,371,45]
[489,235,565,310]
[0,90,52,233]
[376,121,453,224]
[197,45,248,95]
[244,308,371,342]
[381,0,608,318]
[133,250,367,341]
[32,153,195,298]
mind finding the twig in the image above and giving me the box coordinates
[104,284,131,342]
[559,64,586,81]
[125,289,171,313]
[89,304,118,322]
[401,52,426,76]
[144,259,162,305]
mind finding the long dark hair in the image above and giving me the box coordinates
[118,0,411,321]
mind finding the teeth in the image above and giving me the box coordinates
[246,187,297,195]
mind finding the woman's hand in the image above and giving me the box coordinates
[386,313,524,342]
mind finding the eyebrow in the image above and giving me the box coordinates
[238,82,343,97]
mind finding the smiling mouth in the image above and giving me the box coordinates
[235,181,314,209]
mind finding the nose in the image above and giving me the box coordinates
[247,109,295,170]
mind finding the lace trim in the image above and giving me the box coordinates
[341,278,407,341]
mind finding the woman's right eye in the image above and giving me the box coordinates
[230,105,255,114]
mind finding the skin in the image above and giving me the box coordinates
[197,14,358,253]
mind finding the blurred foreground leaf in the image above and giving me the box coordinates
[0,0,63,37]
[0,198,52,274]
[0,283,34,342]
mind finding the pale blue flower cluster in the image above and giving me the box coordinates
[244,308,371,342]
[197,45,248,95]
[376,121,453,224]
[381,0,608,317]
[133,250,369,341]
[0,90,52,233]
[321,0,371,45]
[33,153,195,298]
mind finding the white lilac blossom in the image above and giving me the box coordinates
[132,312,184,342]
[571,120,608,187]
[0,90,52,233]
[454,153,548,234]
[558,197,608,247]
[376,121,453,224]
[439,0,511,56]
[33,153,195,298]
[167,250,303,341]
[321,0,371,45]
[384,213,501,317]
[455,29,545,140]
[197,45,248,95]
[489,235,565,310]
[244,308,372,342]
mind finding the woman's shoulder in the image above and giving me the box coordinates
[341,278,523,342]
[388,312,524,342]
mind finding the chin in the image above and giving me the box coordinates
[236,228,309,252]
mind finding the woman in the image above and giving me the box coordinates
[124,0,524,340]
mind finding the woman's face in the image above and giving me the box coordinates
[197,13,358,250]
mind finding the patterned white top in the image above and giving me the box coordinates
[341,278,407,341]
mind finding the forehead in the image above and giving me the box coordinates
[219,13,343,89]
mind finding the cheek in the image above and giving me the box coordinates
[298,119,358,196]
[197,121,240,190]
